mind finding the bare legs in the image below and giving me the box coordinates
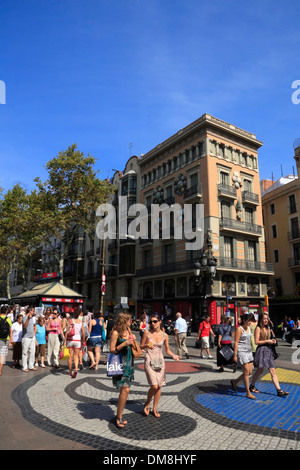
[251,367,280,391]
[88,346,101,370]
[144,385,162,417]
[68,348,80,377]
[231,362,256,399]
[116,386,130,427]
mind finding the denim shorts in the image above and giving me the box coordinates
[87,336,102,348]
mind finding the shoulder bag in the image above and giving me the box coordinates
[106,353,124,376]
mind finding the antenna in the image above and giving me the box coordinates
[129,142,133,157]
[281,165,283,177]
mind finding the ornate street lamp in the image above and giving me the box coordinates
[193,250,217,326]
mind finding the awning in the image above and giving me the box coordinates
[11,281,84,305]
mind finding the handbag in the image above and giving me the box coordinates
[67,321,75,341]
[106,353,124,376]
[150,358,163,371]
[131,339,143,359]
[219,344,234,361]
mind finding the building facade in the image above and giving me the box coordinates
[261,142,300,321]
[135,114,273,328]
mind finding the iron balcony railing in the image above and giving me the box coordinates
[218,257,274,273]
[220,217,262,235]
[218,183,237,198]
[242,190,259,205]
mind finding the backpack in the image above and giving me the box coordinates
[0,316,10,339]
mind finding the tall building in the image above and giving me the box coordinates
[261,141,300,320]
[135,114,273,328]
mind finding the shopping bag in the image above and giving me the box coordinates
[60,346,70,360]
[219,345,234,361]
[106,353,123,376]
[82,346,89,362]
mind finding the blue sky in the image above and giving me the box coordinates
[0,0,300,193]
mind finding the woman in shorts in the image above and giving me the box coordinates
[65,307,85,378]
[87,310,104,370]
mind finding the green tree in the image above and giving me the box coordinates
[0,184,48,298]
[34,144,114,280]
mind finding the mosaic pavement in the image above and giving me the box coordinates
[11,360,300,451]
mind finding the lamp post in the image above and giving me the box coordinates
[193,250,217,328]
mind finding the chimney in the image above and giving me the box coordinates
[294,138,300,178]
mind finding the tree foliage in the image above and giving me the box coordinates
[34,144,114,279]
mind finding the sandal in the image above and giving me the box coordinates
[143,403,150,416]
[277,389,289,397]
[250,385,260,393]
[152,410,161,418]
[115,417,127,428]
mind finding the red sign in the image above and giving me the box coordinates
[42,297,83,303]
[209,301,217,324]
[42,272,59,279]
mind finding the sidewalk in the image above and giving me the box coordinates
[0,337,299,451]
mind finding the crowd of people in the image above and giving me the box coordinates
[0,304,291,429]
[0,304,113,377]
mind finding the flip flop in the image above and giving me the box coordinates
[143,404,150,416]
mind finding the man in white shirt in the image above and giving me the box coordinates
[174,312,189,359]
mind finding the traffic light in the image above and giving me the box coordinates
[264,294,269,306]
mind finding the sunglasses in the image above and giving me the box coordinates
[150,320,159,324]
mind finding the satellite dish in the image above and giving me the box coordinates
[293,138,300,150]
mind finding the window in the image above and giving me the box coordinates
[220,171,229,185]
[270,203,275,215]
[164,244,174,264]
[248,241,257,262]
[243,179,252,192]
[221,200,231,219]
[271,225,277,238]
[190,173,198,187]
[143,249,152,268]
[224,236,233,258]
[274,250,279,263]
[245,207,254,224]
[293,243,300,263]
[166,185,173,198]
[289,194,297,214]
[291,217,299,239]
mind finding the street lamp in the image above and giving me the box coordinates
[193,250,217,325]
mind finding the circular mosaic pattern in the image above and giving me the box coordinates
[178,379,300,441]
[108,411,197,440]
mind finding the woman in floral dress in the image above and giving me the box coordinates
[110,312,136,428]
[141,313,180,418]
